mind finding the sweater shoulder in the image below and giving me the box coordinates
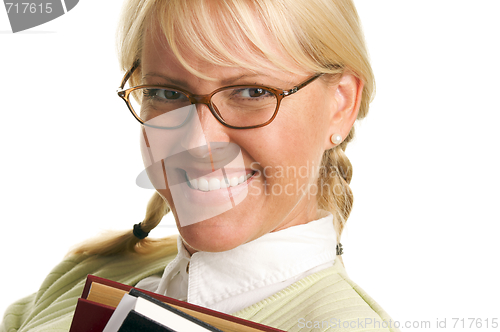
[234,258,400,332]
[1,242,177,332]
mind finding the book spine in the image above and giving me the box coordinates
[69,298,115,332]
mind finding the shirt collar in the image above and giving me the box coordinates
[156,211,337,308]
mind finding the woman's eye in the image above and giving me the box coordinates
[160,89,182,99]
[238,88,270,98]
[143,89,184,100]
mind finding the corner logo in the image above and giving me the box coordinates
[3,0,79,33]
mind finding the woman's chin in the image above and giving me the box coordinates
[178,218,256,253]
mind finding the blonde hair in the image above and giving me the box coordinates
[69,0,374,256]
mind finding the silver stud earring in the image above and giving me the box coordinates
[330,134,343,145]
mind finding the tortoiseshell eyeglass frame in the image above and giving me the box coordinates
[116,60,323,130]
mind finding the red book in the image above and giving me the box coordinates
[69,274,284,332]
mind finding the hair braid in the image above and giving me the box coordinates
[68,192,174,256]
[317,128,355,245]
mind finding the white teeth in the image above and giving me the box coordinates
[209,177,221,191]
[230,177,239,187]
[185,170,254,191]
[198,177,209,191]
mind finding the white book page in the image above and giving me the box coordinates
[135,297,213,331]
[102,294,138,332]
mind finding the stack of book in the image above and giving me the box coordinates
[69,275,284,332]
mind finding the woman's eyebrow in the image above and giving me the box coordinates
[142,72,288,86]
[142,73,187,86]
[219,73,269,85]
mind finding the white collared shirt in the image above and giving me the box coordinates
[135,212,337,314]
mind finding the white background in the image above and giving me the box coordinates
[1,1,499,330]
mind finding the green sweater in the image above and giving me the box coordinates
[1,244,399,332]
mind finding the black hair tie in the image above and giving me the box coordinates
[133,222,149,239]
[336,243,343,255]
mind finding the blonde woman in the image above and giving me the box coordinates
[1,0,399,331]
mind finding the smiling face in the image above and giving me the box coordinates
[138,19,359,254]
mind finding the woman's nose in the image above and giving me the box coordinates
[180,103,228,159]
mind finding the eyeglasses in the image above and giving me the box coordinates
[117,60,322,129]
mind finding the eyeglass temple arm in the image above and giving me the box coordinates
[119,59,141,90]
[281,74,322,97]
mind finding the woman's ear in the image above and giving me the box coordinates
[325,72,364,149]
